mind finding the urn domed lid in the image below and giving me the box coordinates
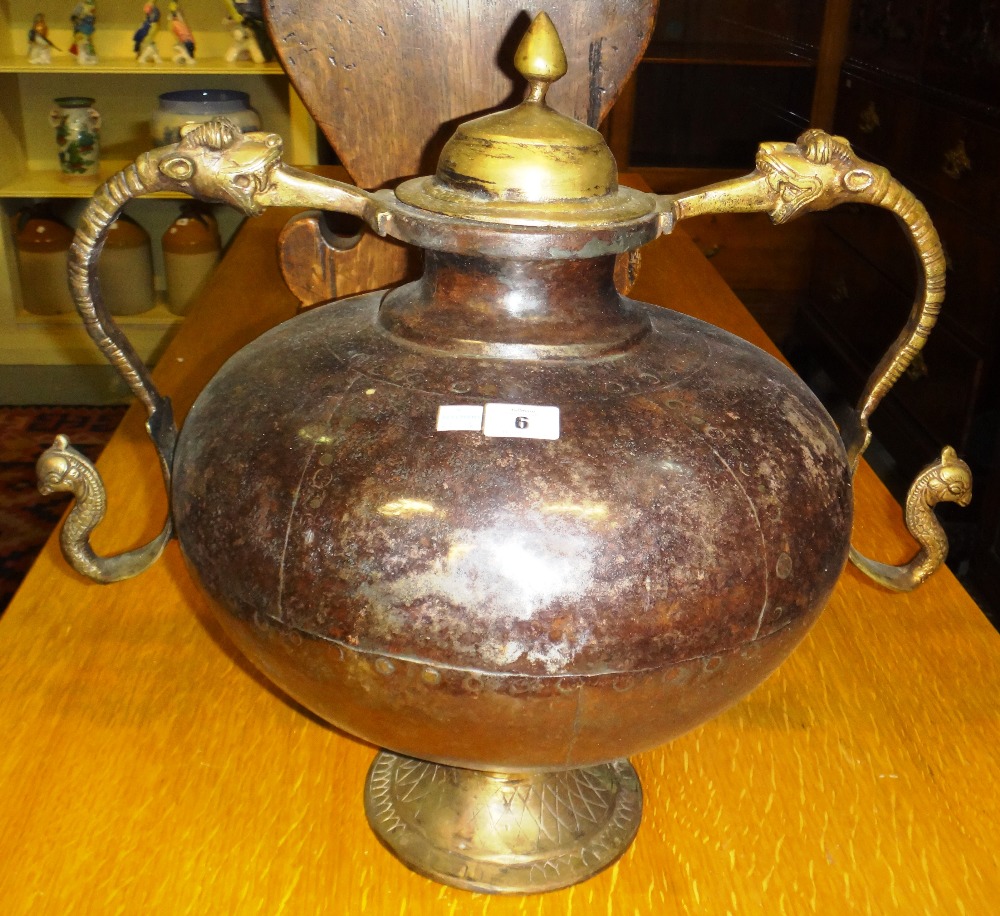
[394,13,654,228]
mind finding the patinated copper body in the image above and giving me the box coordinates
[172,241,852,771]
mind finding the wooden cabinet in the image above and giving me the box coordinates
[797,0,1000,615]
[603,0,851,345]
[606,0,851,182]
[0,1,317,395]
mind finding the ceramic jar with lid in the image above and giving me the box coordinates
[151,89,260,147]
[39,13,973,897]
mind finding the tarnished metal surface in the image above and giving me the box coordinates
[172,256,852,770]
[395,14,648,228]
[378,194,661,259]
[39,119,387,582]
[363,753,641,894]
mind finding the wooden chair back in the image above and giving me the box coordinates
[264,0,658,303]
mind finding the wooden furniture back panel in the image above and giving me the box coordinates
[264,1,657,304]
[265,0,658,187]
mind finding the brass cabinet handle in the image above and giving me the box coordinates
[664,129,972,592]
[858,100,881,135]
[39,120,391,582]
[942,139,972,180]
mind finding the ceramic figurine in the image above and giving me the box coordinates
[236,0,274,58]
[133,0,161,64]
[168,1,195,65]
[221,0,267,63]
[69,1,98,65]
[27,13,57,64]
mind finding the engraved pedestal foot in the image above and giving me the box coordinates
[364,751,642,894]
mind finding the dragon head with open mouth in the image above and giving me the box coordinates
[756,129,886,224]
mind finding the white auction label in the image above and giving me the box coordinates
[436,404,484,431]
[482,403,560,440]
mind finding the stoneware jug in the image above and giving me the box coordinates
[38,14,971,895]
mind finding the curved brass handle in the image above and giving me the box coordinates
[849,446,971,591]
[41,119,391,582]
[662,129,972,591]
[37,435,173,583]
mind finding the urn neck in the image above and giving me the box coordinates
[377,252,649,360]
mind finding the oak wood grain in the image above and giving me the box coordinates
[264,0,658,303]
[265,0,657,186]
[1,197,998,914]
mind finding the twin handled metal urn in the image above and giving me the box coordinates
[38,14,971,895]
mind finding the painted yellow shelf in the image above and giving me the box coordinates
[0,162,191,198]
[1,301,182,366]
[15,299,182,326]
[0,55,284,75]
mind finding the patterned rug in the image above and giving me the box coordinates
[0,406,126,613]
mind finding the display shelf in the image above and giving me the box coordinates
[0,55,284,75]
[2,194,246,374]
[605,0,846,172]
[2,69,299,192]
[0,161,191,198]
[0,1,319,384]
[1,302,183,366]
[0,15,277,67]
[642,41,817,67]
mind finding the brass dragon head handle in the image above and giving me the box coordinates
[666,128,969,593]
[156,119,285,217]
[43,119,391,583]
[754,129,891,224]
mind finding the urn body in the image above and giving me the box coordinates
[171,254,852,772]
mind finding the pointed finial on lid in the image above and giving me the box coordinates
[394,9,655,227]
[514,12,568,102]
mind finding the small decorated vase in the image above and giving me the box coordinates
[49,97,101,177]
[151,89,260,147]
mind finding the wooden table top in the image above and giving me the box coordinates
[2,201,999,914]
